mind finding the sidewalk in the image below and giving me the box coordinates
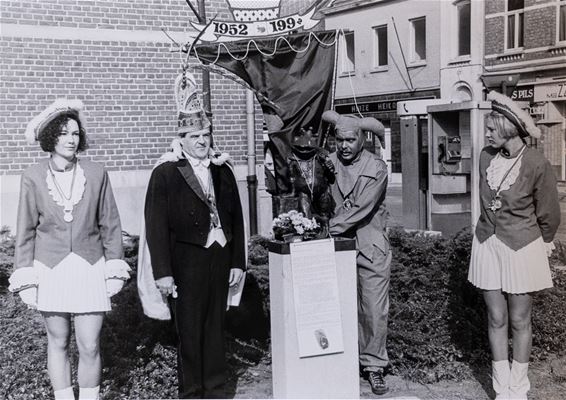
[385,182,403,228]
[386,182,566,244]
[233,362,492,399]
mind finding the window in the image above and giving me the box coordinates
[559,4,566,42]
[456,1,471,56]
[339,31,355,74]
[373,25,388,67]
[410,17,426,62]
[506,0,524,50]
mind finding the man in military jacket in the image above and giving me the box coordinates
[323,110,391,396]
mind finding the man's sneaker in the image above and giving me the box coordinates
[367,369,389,395]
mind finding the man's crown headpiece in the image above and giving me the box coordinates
[174,71,210,136]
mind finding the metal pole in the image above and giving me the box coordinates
[197,0,213,128]
[246,90,258,235]
[391,16,415,92]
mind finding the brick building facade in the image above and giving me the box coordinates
[0,0,319,234]
[483,0,566,180]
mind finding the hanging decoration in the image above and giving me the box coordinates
[190,0,322,43]
[179,0,338,214]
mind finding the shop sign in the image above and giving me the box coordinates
[335,97,436,115]
[534,82,566,102]
[529,105,545,116]
[510,85,534,102]
[335,101,398,114]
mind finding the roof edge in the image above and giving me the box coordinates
[321,0,396,16]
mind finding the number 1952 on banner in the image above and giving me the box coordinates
[191,7,320,42]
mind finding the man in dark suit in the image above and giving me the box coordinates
[144,73,245,399]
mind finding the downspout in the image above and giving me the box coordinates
[197,0,213,133]
[246,89,258,235]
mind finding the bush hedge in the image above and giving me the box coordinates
[1,228,565,398]
[387,228,489,382]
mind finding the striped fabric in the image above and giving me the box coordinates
[468,235,553,294]
[35,254,111,313]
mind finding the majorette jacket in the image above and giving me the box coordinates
[475,146,560,251]
[14,158,124,270]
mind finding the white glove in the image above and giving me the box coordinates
[106,278,125,297]
[229,268,244,287]
[18,287,37,309]
[155,276,178,298]
[544,241,556,257]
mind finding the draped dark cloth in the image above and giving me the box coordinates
[194,30,337,194]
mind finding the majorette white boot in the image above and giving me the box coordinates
[509,360,530,399]
[78,385,100,400]
[54,386,75,399]
[492,359,511,400]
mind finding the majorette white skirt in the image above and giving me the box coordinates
[468,234,553,294]
[35,253,111,313]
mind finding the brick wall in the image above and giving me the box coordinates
[525,0,555,7]
[484,1,563,66]
[484,16,505,55]
[0,0,193,30]
[524,6,555,48]
[0,0,318,175]
[485,0,505,15]
[485,0,555,15]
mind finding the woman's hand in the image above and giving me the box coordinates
[104,260,131,297]
[18,287,37,309]
[106,278,125,297]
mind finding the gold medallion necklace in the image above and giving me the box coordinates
[48,160,77,222]
[488,145,526,213]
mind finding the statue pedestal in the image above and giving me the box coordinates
[267,238,359,399]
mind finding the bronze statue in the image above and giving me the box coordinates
[274,126,335,238]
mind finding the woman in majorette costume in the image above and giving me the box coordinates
[468,91,560,400]
[8,99,131,400]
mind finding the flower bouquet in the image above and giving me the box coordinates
[272,210,321,242]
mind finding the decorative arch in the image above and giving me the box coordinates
[451,81,474,102]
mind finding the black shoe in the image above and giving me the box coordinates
[367,369,389,395]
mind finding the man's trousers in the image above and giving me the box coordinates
[171,242,231,398]
[357,237,392,371]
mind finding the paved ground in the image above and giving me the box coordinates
[385,183,403,228]
[233,358,565,399]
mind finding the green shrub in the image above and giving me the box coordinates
[387,227,490,382]
[0,231,269,399]
[248,235,269,266]
[1,229,565,397]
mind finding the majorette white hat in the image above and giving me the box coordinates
[24,98,85,144]
[487,91,541,139]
